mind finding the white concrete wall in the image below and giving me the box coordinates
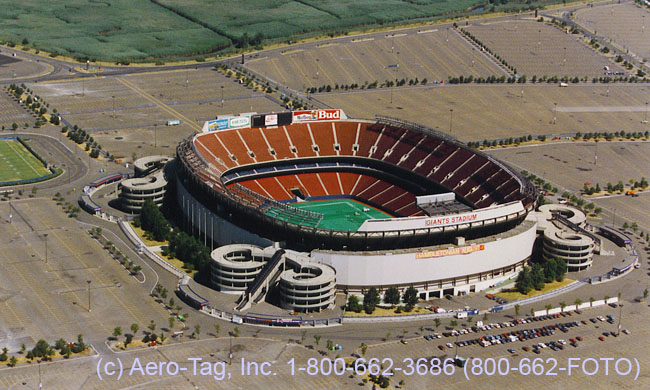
[312,220,536,287]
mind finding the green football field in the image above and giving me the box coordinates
[0,138,50,184]
[283,199,393,231]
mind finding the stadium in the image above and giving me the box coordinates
[175,109,539,302]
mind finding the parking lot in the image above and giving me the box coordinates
[464,19,625,78]
[0,198,170,352]
[318,83,650,142]
[29,68,283,161]
[364,302,650,388]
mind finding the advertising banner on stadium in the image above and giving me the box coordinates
[265,114,278,126]
[202,116,250,132]
[415,244,484,259]
[292,109,347,122]
[358,201,525,232]
[229,116,250,129]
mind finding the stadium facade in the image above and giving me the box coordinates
[175,110,538,303]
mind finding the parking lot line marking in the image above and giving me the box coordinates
[0,251,66,324]
[116,77,201,132]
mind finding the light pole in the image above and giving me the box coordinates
[553,102,557,124]
[87,280,91,312]
[43,233,48,264]
[112,95,115,118]
[220,86,224,108]
[643,102,648,124]
[38,359,42,389]
[449,109,454,134]
[229,335,233,365]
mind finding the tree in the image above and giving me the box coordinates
[515,267,533,294]
[383,287,401,306]
[313,335,321,346]
[113,326,122,339]
[139,200,170,241]
[514,304,521,316]
[363,287,380,314]
[194,324,201,339]
[531,263,545,290]
[326,339,334,350]
[402,286,419,310]
[574,298,583,307]
[132,265,142,274]
[124,334,133,347]
[346,295,362,313]
[360,343,368,356]
[148,320,156,333]
[544,258,558,283]
[8,355,17,367]
[214,324,220,338]
[168,316,175,330]
[131,323,139,336]
[32,340,50,358]
[233,326,240,337]
[434,318,441,328]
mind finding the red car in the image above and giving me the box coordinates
[598,336,605,341]
[438,345,445,351]
[576,336,583,342]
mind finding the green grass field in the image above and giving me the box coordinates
[0,0,562,62]
[0,138,50,183]
[281,198,393,231]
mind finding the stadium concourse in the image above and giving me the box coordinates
[175,109,539,307]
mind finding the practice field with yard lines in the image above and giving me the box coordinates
[288,199,393,231]
[0,138,50,183]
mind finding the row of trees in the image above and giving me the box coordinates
[471,134,545,149]
[306,77,428,94]
[458,27,517,74]
[575,131,650,141]
[137,200,211,273]
[346,286,419,314]
[515,258,567,295]
[1,335,87,368]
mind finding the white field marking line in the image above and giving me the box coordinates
[417,29,438,34]
[386,33,407,38]
[351,38,374,43]
[5,140,40,175]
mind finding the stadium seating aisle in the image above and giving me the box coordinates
[310,122,337,155]
[334,122,359,155]
[261,127,294,159]
[286,123,317,157]
[215,130,256,165]
[238,128,275,162]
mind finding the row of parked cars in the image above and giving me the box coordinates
[443,321,583,350]
[485,294,508,305]
[422,312,574,342]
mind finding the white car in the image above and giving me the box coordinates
[446,343,454,348]
[622,329,631,335]
[558,339,567,345]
